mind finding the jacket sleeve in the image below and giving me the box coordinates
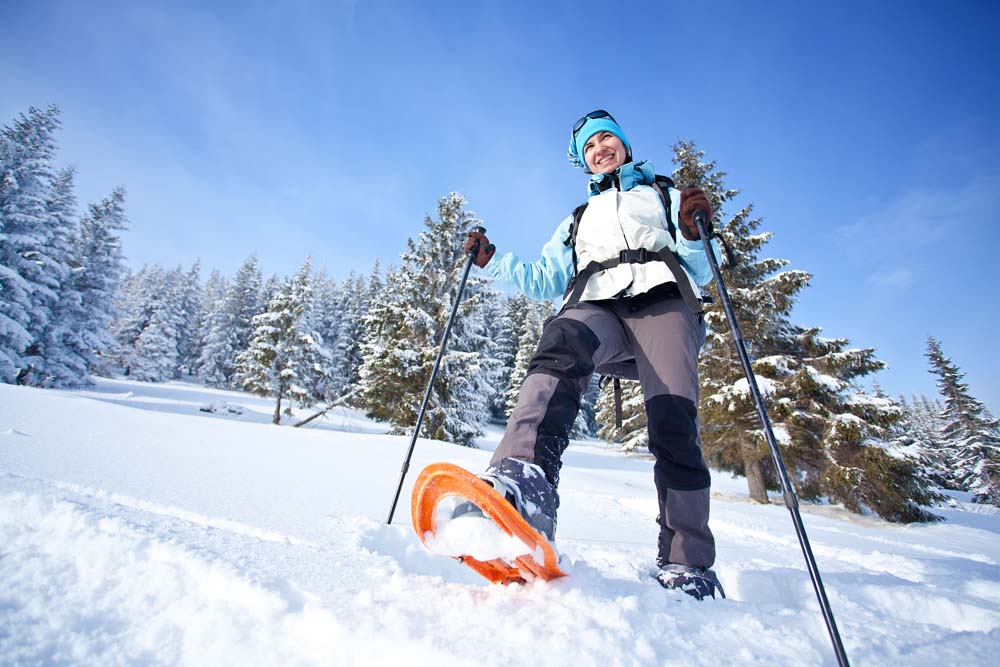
[486,215,575,301]
[676,236,721,287]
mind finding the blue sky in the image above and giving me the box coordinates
[3,0,998,412]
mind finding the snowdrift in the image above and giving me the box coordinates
[1,378,998,666]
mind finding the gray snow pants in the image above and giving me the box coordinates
[490,288,716,569]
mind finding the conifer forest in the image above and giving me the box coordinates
[3,105,997,520]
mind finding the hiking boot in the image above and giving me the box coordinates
[448,475,520,522]
[484,458,558,541]
[654,564,726,600]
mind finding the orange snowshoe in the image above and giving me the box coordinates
[411,462,566,584]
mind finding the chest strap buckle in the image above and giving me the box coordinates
[618,248,652,264]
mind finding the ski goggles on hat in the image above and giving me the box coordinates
[572,109,617,139]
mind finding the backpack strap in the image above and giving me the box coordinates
[567,203,588,247]
[613,377,623,430]
[561,202,588,302]
[653,175,678,240]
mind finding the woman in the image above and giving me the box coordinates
[465,110,723,599]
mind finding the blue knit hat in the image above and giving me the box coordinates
[567,113,632,173]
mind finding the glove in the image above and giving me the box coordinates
[464,229,496,268]
[679,188,713,241]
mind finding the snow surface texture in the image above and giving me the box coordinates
[2,378,999,666]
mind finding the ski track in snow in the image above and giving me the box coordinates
[2,379,999,666]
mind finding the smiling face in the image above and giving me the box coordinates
[583,131,628,174]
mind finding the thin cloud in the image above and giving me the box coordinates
[868,267,913,288]
[841,175,1000,249]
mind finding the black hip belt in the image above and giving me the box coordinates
[562,248,706,314]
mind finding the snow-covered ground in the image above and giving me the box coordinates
[2,378,998,666]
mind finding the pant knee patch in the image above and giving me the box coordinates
[526,317,600,383]
[646,394,711,490]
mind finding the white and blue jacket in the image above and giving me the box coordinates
[487,161,721,304]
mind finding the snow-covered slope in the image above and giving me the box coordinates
[2,378,998,666]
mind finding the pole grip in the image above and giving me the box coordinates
[693,210,709,238]
[466,225,487,257]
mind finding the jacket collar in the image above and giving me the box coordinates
[588,160,655,196]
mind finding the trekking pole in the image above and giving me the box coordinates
[694,210,850,667]
[386,227,492,525]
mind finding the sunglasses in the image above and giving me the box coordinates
[572,110,617,139]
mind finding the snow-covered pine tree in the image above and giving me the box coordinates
[110,268,148,367]
[112,265,164,375]
[367,259,384,303]
[925,337,1000,505]
[488,293,523,421]
[352,261,385,392]
[32,167,91,387]
[261,273,281,306]
[191,269,227,381]
[0,105,62,384]
[197,289,234,387]
[173,261,202,376]
[357,193,500,446]
[907,394,943,446]
[355,268,408,417]
[236,258,322,424]
[197,254,262,388]
[306,268,341,403]
[131,297,181,382]
[675,140,937,521]
[901,393,951,488]
[483,294,526,422]
[328,271,369,400]
[118,265,191,379]
[0,131,26,382]
[74,187,128,375]
[774,331,942,521]
[112,264,198,382]
[872,384,946,519]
